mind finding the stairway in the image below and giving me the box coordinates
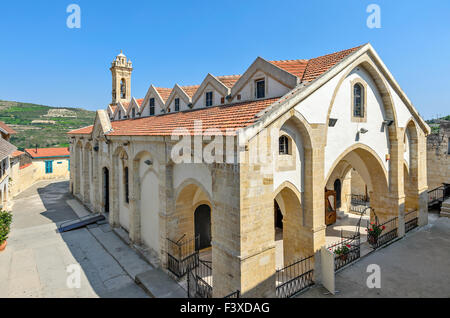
[440,198,450,218]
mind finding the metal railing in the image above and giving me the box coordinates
[405,210,418,233]
[428,186,445,207]
[276,255,314,298]
[187,259,213,298]
[368,217,398,249]
[349,194,370,213]
[328,233,361,271]
[167,235,199,278]
[224,290,240,298]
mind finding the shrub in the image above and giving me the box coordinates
[0,210,12,244]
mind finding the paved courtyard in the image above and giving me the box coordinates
[300,213,450,298]
[0,180,150,298]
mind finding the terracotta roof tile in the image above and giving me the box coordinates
[301,46,362,82]
[25,147,70,158]
[216,75,241,88]
[67,125,93,135]
[0,121,17,135]
[268,59,309,78]
[71,98,279,137]
[181,85,200,98]
[136,99,144,106]
[155,87,172,102]
[11,150,24,158]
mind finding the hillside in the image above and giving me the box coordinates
[0,100,96,150]
[426,115,450,134]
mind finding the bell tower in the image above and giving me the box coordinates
[110,50,133,105]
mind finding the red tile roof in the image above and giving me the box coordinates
[216,75,242,88]
[0,121,17,135]
[11,150,24,158]
[301,46,362,82]
[25,147,70,158]
[181,85,201,98]
[19,162,32,170]
[69,98,280,136]
[155,87,172,102]
[136,98,144,106]
[269,59,309,78]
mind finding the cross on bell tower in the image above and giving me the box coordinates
[110,50,133,105]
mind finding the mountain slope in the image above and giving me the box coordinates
[0,100,96,150]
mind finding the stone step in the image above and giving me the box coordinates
[440,206,450,213]
[337,210,349,220]
[441,202,450,209]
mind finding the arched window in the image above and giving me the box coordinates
[353,83,364,117]
[279,135,289,155]
[124,166,129,203]
[120,79,126,99]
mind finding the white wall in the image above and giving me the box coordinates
[324,67,390,178]
[273,120,304,193]
[119,163,129,230]
[173,163,212,199]
[234,71,291,103]
[139,153,160,252]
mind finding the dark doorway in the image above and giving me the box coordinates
[334,179,341,209]
[194,204,211,250]
[274,200,283,229]
[103,167,110,213]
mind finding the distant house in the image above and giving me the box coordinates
[24,147,70,179]
[10,147,70,196]
[0,121,18,210]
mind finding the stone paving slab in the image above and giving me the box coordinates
[136,268,186,298]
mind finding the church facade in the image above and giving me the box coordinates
[68,43,430,297]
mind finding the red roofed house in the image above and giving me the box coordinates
[68,45,430,297]
[22,147,70,180]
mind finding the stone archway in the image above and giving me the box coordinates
[325,144,390,223]
[273,182,304,267]
[194,204,212,250]
[133,150,160,253]
[111,146,129,230]
[172,180,213,243]
[83,143,92,205]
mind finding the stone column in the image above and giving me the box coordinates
[109,151,120,227]
[417,130,429,226]
[387,130,406,236]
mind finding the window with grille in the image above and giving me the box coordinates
[279,136,289,155]
[353,83,364,117]
[255,79,265,99]
[206,92,213,107]
[124,166,129,203]
[149,98,155,115]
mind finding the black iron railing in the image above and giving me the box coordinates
[276,255,314,298]
[349,194,370,213]
[369,217,398,249]
[167,235,199,278]
[187,259,213,298]
[224,290,240,298]
[328,233,361,271]
[405,210,418,233]
[428,186,444,207]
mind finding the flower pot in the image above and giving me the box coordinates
[368,235,378,246]
[0,240,6,252]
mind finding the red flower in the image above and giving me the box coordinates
[346,244,351,248]
[382,226,386,230]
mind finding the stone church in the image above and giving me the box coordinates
[68,43,430,297]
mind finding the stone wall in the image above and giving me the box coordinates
[427,121,450,190]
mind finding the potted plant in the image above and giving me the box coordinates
[366,222,385,247]
[0,210,12,252]
[334,244,351,261]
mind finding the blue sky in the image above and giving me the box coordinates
[0,0,449,119]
